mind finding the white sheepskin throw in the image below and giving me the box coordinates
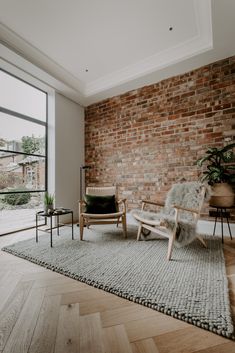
[131,182,210,247]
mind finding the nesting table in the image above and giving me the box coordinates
[36,208,74,247]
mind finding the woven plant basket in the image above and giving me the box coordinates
[210,183,234,207]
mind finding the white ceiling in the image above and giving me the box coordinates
[0,0,234,106]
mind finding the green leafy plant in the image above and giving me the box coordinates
[22,135,40,154]
[4,191,31,205]
[44,192,54,206]
[197,143,235,185]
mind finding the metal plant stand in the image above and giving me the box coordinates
[210,204,233,243]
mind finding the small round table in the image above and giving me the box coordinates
[209,204,233,243]
[36,208,74,247]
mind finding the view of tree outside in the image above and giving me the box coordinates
[0,69,47,234]
[22,136,40,154]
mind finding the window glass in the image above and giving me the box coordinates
[0,70,46,121]
[0,112,46,155]
[0,152,46,192]
[0,70,47,235]
[0,192,45,234]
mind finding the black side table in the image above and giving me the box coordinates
[209,204,233,243]
[36,208,74,247]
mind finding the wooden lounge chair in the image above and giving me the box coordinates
[79,186,127,240]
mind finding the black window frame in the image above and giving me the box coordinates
[0,68,48,235]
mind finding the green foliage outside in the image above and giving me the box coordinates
[22,135,40,154]
[3,190,31,206]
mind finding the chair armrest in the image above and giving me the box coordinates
[142,200,165,207]
[117,198,127,213]
[172,205,199,214]
[117,198,126,204]
[141,200,165,211]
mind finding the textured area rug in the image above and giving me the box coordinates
[2,225,234,339]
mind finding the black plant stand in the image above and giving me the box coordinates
[36,209,74,247]
[210,204,233,243]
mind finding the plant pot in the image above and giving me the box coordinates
[44,204,54,214]
[210,183,234,207]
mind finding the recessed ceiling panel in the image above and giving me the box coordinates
[0,0,213,100]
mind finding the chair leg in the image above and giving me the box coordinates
[80,215,84,240]
[137,223,142,241]
[117,217,120,227]
[122,215,127,238]
[197,235,207,248]
[167,235,174,261]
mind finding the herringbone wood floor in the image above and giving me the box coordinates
[0,229,235,353]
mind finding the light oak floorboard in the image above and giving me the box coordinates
[125,315,189,342]
[20,270,63,282]
[101,305,159,328]
[54,303,80,353]
[103,324,132,353]
[61,287,113,305]
[32,276,78,289]
[0,280,33,351]
[194,341,235,353]
[0,272,22,312]
[45,282,87,296]
[131,338,160,353]
[28,295,61,353]
[79,295,133,316]
[79,313,104,353]
[2,287,45,353]
[153,326,227,353]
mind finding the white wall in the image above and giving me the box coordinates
[55,93,84,221]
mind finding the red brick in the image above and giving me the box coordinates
[85,55,235,219]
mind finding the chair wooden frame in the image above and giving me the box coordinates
[133,186,207,261]
[78,186,127,240]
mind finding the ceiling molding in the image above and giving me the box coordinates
[0,43,85,106]
[85,34,212,97]
[85,0,212,96]
[0,0,212,102]
[0,23,85,98]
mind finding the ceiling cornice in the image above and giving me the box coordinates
[0,23,85,101]
[0,43,86,103]
[85,35,212,97]
[0,0,214,106]
[85,0,212,96]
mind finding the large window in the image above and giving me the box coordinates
[0,70,47,235]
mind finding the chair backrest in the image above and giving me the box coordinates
[86,186,117,197]
[164,182,206,222]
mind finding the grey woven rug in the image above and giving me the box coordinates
[2,225,234,339]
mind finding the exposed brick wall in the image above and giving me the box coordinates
[85,56,235,217]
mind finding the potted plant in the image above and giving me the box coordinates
[197,142,235,207]
[44,192,54,213]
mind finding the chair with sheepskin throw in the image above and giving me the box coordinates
[132,182,209,260]
[79,186,127,240]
